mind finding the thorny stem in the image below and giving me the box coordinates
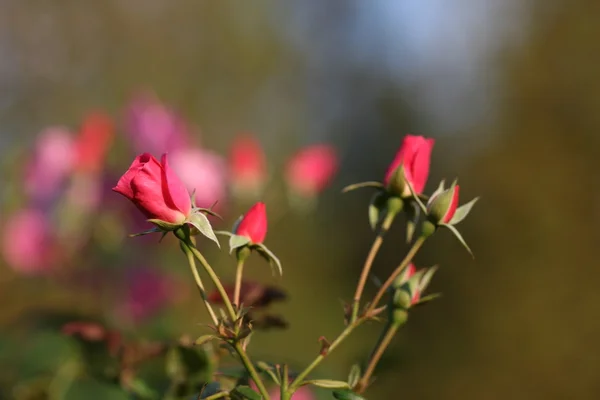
[180,242,219,326]
[364,236,426,317]
[287,317,365,394]
[350,210,398,323]
[182,237,270,399]
[354,322,402,393]
[233,259,245,308]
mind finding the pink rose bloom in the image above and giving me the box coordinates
[229,135,267,198]
[286,145,338,197]
[25,127,75,203]
[113,153,192,224]
[125,92,189,154]
[169,148,228,211]
[1,208,58,275]
[384,135,435,196]
[234,202,268,244]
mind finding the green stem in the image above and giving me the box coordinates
[234,342,271,400]
[233,259,245,308]
[288,319,363,393]
[180,242,219,326]
[280,364,290,400]
[354,322,401,393]
[364,236,426,317]
[350,209,397,323]
[187,243,237,322]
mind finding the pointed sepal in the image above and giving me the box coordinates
[228,234,251,255]
[448,196,479,226]
[128,226,162,237]
[440,223,474,258]
[368,191,389,230]
[256,243,283,276]
[342,181,384,193]
[147,218,183,232]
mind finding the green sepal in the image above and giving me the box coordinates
[448,196,479,226]
[440,223,474,258]
[303,379,351,389]
[147,218,182,231]
[342,181,384,193]
[413,293,443,307]
[230,385,262,400]
[228,234,251,255]
[333,389,367,400]
[426,184,457,224]
[256,243,283,276]
[368,191,389,230]
[129,227,162,237]
[188,212,220,248]
[406,177,428,214]
[195,207,223,220]
[404,200,420,243]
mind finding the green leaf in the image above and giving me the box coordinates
[231,385,263,400]
[229,234,251,254]
[333,389,367,400]
[63,378,130,400]
[448,196,479,226]
[347,364,362,388]
[342,181,384,193]
[188,212,221,248]
[441,223,474,258]
[368,191,388,231]
[304,379,351,389]
[256,243,283,276]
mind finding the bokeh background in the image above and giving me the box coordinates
[1,0,599,399]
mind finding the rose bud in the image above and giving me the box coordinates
[229,134,267,199]
[384,135,435,197]
[113,153,191,225]
[426,184,460,225]
[285,144,338,197]
[234,202,268,244]
[390,264,438,324]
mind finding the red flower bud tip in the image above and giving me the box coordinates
[285,145,338,197]
[443,185,460,223]
[74,112,114,174]
[234,202,268,244]
[229,134,267,191]
[384,135,435,196]
[113,153,192,224]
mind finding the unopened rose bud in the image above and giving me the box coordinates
[427,184,460,225]
[234,202,268,244]
[384,135,435,197]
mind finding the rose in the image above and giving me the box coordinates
[234,202,268,244]
[285,145,338,197]
[384,135,435,196]
[113,153,191,224]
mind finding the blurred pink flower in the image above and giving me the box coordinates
[120,267,187,324]
[25,127,75,203]
[250,382,315,400]
[125,92,189,154]
[1,208,59,275]
[285,145,338,197]
[74,112,114,174]
[229,134,267,199]
[169,148,228,211]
